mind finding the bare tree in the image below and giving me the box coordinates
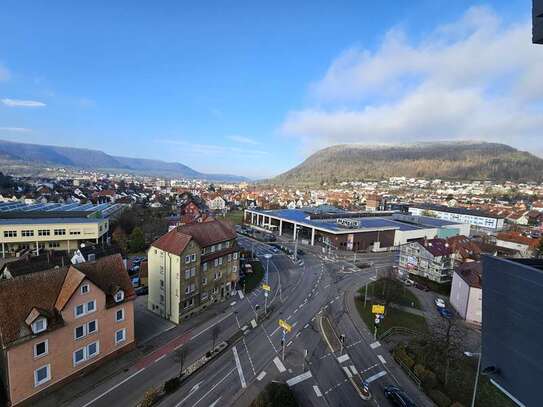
[174,344,189,377]
[211,325,221,352]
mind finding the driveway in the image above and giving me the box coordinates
[134,294,175,344]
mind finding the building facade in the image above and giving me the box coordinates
[409,204,505,231]
[147,219,239,324]
[450,262,482,324]
[398,238,454,283]
[0,254,135,406]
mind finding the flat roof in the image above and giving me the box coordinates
[247,208,462,234]
[0,202,121,220]
[410,203,503,220]
[0,218,104,225]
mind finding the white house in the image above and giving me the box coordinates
[450,262,482,325]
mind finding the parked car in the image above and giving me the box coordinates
[434,297,446,308]
[403,278,415,287]
[438,307,453,319]
[384,385,417,407]
[270,246,279,254]
[414,282,430,291]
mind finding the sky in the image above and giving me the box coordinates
[0,1,540,179]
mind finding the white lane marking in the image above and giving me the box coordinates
[337,354,350,363]
[230,301,237,306]
[370,341,381,349]
[188,368,235,407]
[287,341,293,347]
[295,332,301,338]
[238,290,245,300]
[349,365,358,375]
[250,319,257,328]
[313,385,323,397]
[273,356,286,373]
[155,354,166,363]
[286,370,313,386]
[378,355,387,364]
[257,371,267,381]
[209,397,222,407]
[232,346,246,388]
[80,368,145,407]
[175,380,204,406]
[241,325,248,331]
[366,370,387,383]
[342,366,353,378]
[271,326,280,335]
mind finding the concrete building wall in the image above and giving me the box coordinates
[466,286,482,324]
[6,278,134,406]
[450,272,469,319]
[394,228,439,246]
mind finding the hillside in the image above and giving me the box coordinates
[270,142,543,185]
[0,140,248,182]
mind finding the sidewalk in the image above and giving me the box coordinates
[344,284,435,407]
[36,296,239,407]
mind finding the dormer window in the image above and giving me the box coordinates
[81,284,89,294]
[114,290,124,303]
[32,318,47,334]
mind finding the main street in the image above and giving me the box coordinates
[64,235,429,407]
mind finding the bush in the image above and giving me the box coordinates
[450,403,465,407]
[140,387,160,407]
[429,389,452,407]
[163,377,181,394]
[420,369,438,390]
[250,382,298,407]
[413,364,426,377]
[394,345,415,370]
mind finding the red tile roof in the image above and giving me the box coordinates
[151,228,192,254]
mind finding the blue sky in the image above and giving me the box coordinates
[0,1,539,178]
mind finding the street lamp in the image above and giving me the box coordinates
[294,225,301,262]
[263,253,272,314]
[464,351,482,407]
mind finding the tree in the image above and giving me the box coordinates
[112,227,128,255]
[211,325,221,353]
[538,238,543,258]
[374,278,404,312]
[174,345,189,377]
[129,227,146,253]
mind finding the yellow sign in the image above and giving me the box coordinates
[262,283,271,292]
[278,319,292,332]
[372,304,385,314]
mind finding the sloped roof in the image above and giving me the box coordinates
[456,261,482,288]
[151,228,192,254]
[422,238,452,257]
[178,219,236,247]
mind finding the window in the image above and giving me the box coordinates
[75,325,86,339]
[87,320,97,334]
[53,229,66,236]
[201,292,208,301]
[34,340,48,358]
[70,230,81,235]
[114,290,124,303]
[183,298,194,309]
[185,255,191,264]
[190,267,196,277]
[116,308,125,322]
[34,365,51,387]
[75,300,95,318]
[73,348,85,365]
[203,262,208,272]
[218,257,223,266]
[233,252,238,260]
[22,230,34,237]
[38,229,50,236]
[115,328,126,345]
[214,259,219,267]
[232,265,238,273]
[49,242,60,248]
[87,341,99,359]
[202,277,207,286]
[3,231,16,238]
[86,300,96,313]
[32,318,47,334]
[228,254,232,262]
[185,269,191,280]
[191,254,196,262]
[225,241,230,248]
[75,304,85,317]
[81,284,89,294]
[211,245,216,253]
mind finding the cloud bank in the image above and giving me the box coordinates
[1,98,46,107]
[281,6,543,153]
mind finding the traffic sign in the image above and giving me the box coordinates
[262,283,271,292]
[372,304,385,314]
[279,319,292,332]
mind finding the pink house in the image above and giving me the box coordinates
[0,254,135,406]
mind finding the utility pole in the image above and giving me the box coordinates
[303,349,308,370]
[294,226,299,262]
[282,329,286,361]
[364,282,368,308]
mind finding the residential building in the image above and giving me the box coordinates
[450,261,482,324]
[207,195,226,212]
[408,203,505,231]
[147,219,239,324]
[0,254,135,406]
[495,232,540,257]
[482,256,543,407]
[0,202,123,258]
[398,238,454,283]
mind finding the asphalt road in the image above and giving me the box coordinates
[65,237,430,407]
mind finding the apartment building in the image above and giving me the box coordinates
[398,238,454,283]
[0,202,122,258]
[450,261,482,324]
[409,204,505,231]
[147,219,239,324]
[0,254,135,406]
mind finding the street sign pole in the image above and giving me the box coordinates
[303,349,307,370]
[264,291,268,314]
[282,329,286,361]
[364,283,368,308]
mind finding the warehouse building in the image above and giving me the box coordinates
[244,207,468,251]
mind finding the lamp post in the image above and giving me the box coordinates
[263,253,272,314]
[294,226,301,262]
[464,351,482,407]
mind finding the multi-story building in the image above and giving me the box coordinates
[147,219,239,324]
[450,261,482,324]
[408,204,505,231]
[0,254,135,406]
[0,202,123,258]
[398,238,454,283]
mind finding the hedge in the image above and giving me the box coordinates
[429,389,452,407]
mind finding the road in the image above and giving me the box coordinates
[64,236,430,407]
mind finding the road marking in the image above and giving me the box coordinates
[155,354,166,363]
[250,319,257,328]
[287,340,293,347]
[370,341,381,349]
[342,366,353,378]
[304,323,309,329]
[232,346,246,388]
[378,355,387,364]
[209,397,222,407]
[366,370,387,383]
[286,371,313,386]
[80,368,145,407]
[313,385,322,397]
[188,368,235,407]
[337,354,350,363]
[238,290,245,300]
[257,371,267,381]
[241,325,248,331]
[273,356,286,373]
[175,380,204,406]
[230,301,237,306]
[295,332,301,338]
[349,365,358,375]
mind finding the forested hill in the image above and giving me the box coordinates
[270,142,543,185]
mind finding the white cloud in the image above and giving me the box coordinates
[1,98,46,107]
[281,6,543,153]
[226,135,260,145]
[0,127,32,132]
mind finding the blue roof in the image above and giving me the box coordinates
[0,218,104,225]
[0,202,121,219]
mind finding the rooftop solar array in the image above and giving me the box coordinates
[0,202,121,218]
